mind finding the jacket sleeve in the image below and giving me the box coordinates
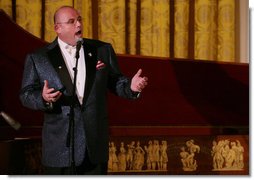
[106,44,139,99]
[19,54,49,111]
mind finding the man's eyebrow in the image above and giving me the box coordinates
[67,16,81,20]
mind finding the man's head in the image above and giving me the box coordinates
[54,6,83,46]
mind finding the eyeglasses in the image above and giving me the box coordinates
[56,16,82,25]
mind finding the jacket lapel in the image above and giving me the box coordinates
[82,40,97,106]
[47,39,73,96]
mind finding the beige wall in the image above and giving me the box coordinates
[238,0,249,63]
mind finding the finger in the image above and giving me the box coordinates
[139,83,146,90]
[97,61,104,65]
[47,88,55,94]
[50,91,61,98]
[42,80,51,101]
[43,80,49,90]
[96,63,105,68]
[138,79,148,90]
[49,92,62,103]
[43,80,56,94]
[134,69,142,78]
[143,76,148,81]
[141,79,148,85]
[141,79,147,85]
[43,80,54,92]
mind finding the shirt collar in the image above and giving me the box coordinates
[57,38,76,50]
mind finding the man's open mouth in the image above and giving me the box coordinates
[75,30,82,36]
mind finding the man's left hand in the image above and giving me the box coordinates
[131,69,148,92]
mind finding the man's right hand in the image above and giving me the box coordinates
[42,80,62,102]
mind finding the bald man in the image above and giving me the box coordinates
[20,6,147,175]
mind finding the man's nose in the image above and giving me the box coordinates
[75,20,82,27]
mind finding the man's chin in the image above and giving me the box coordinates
[75,35,82,40]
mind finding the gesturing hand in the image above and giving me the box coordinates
[131,69,148,92]
[42,80,62,103]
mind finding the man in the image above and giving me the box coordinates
[19,6,148,175]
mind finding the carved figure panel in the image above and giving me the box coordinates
[108,139,168,172]
[211,139,244,171]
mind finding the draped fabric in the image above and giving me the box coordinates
[194,0,218,61]
[0,0,12,17]
[16,0,42,38]
[98,0,126,54]
[140,0,170,57]
[0,0,241,62]
[174,0,190,58]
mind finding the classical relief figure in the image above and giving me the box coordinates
[133,141,145,170]
[180,146,190,169]
[108,142,113,171]
[118,142,127,171]
[179,139,200,171]
[211,140,224,169]
[126,141,135,170]
[159,140,168,170]
[152,140,160,170]
[144,140,153,170]
[211,139,244,171]
[108,142,118,171]
[235,140,244,169]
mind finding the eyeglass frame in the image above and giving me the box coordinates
[55,16,83,25]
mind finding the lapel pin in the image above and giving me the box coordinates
[58,66,62,69]
[88,52,92,57]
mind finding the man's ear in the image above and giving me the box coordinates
[54,24,61,33]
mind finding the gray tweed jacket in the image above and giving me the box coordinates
[19,38,137,167]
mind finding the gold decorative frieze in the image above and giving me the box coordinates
[108,135,248,174]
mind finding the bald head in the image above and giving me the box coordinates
[53,6,83,46]
[54,6,77,24]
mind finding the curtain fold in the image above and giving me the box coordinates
[218,0,235,62]
[98,0,126,54]
[128,0,137,55]
[194,0,218,61]
[140,0,170,57]
[0,0,239,62]
[16,0,42,38]
[174,0,190,58]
